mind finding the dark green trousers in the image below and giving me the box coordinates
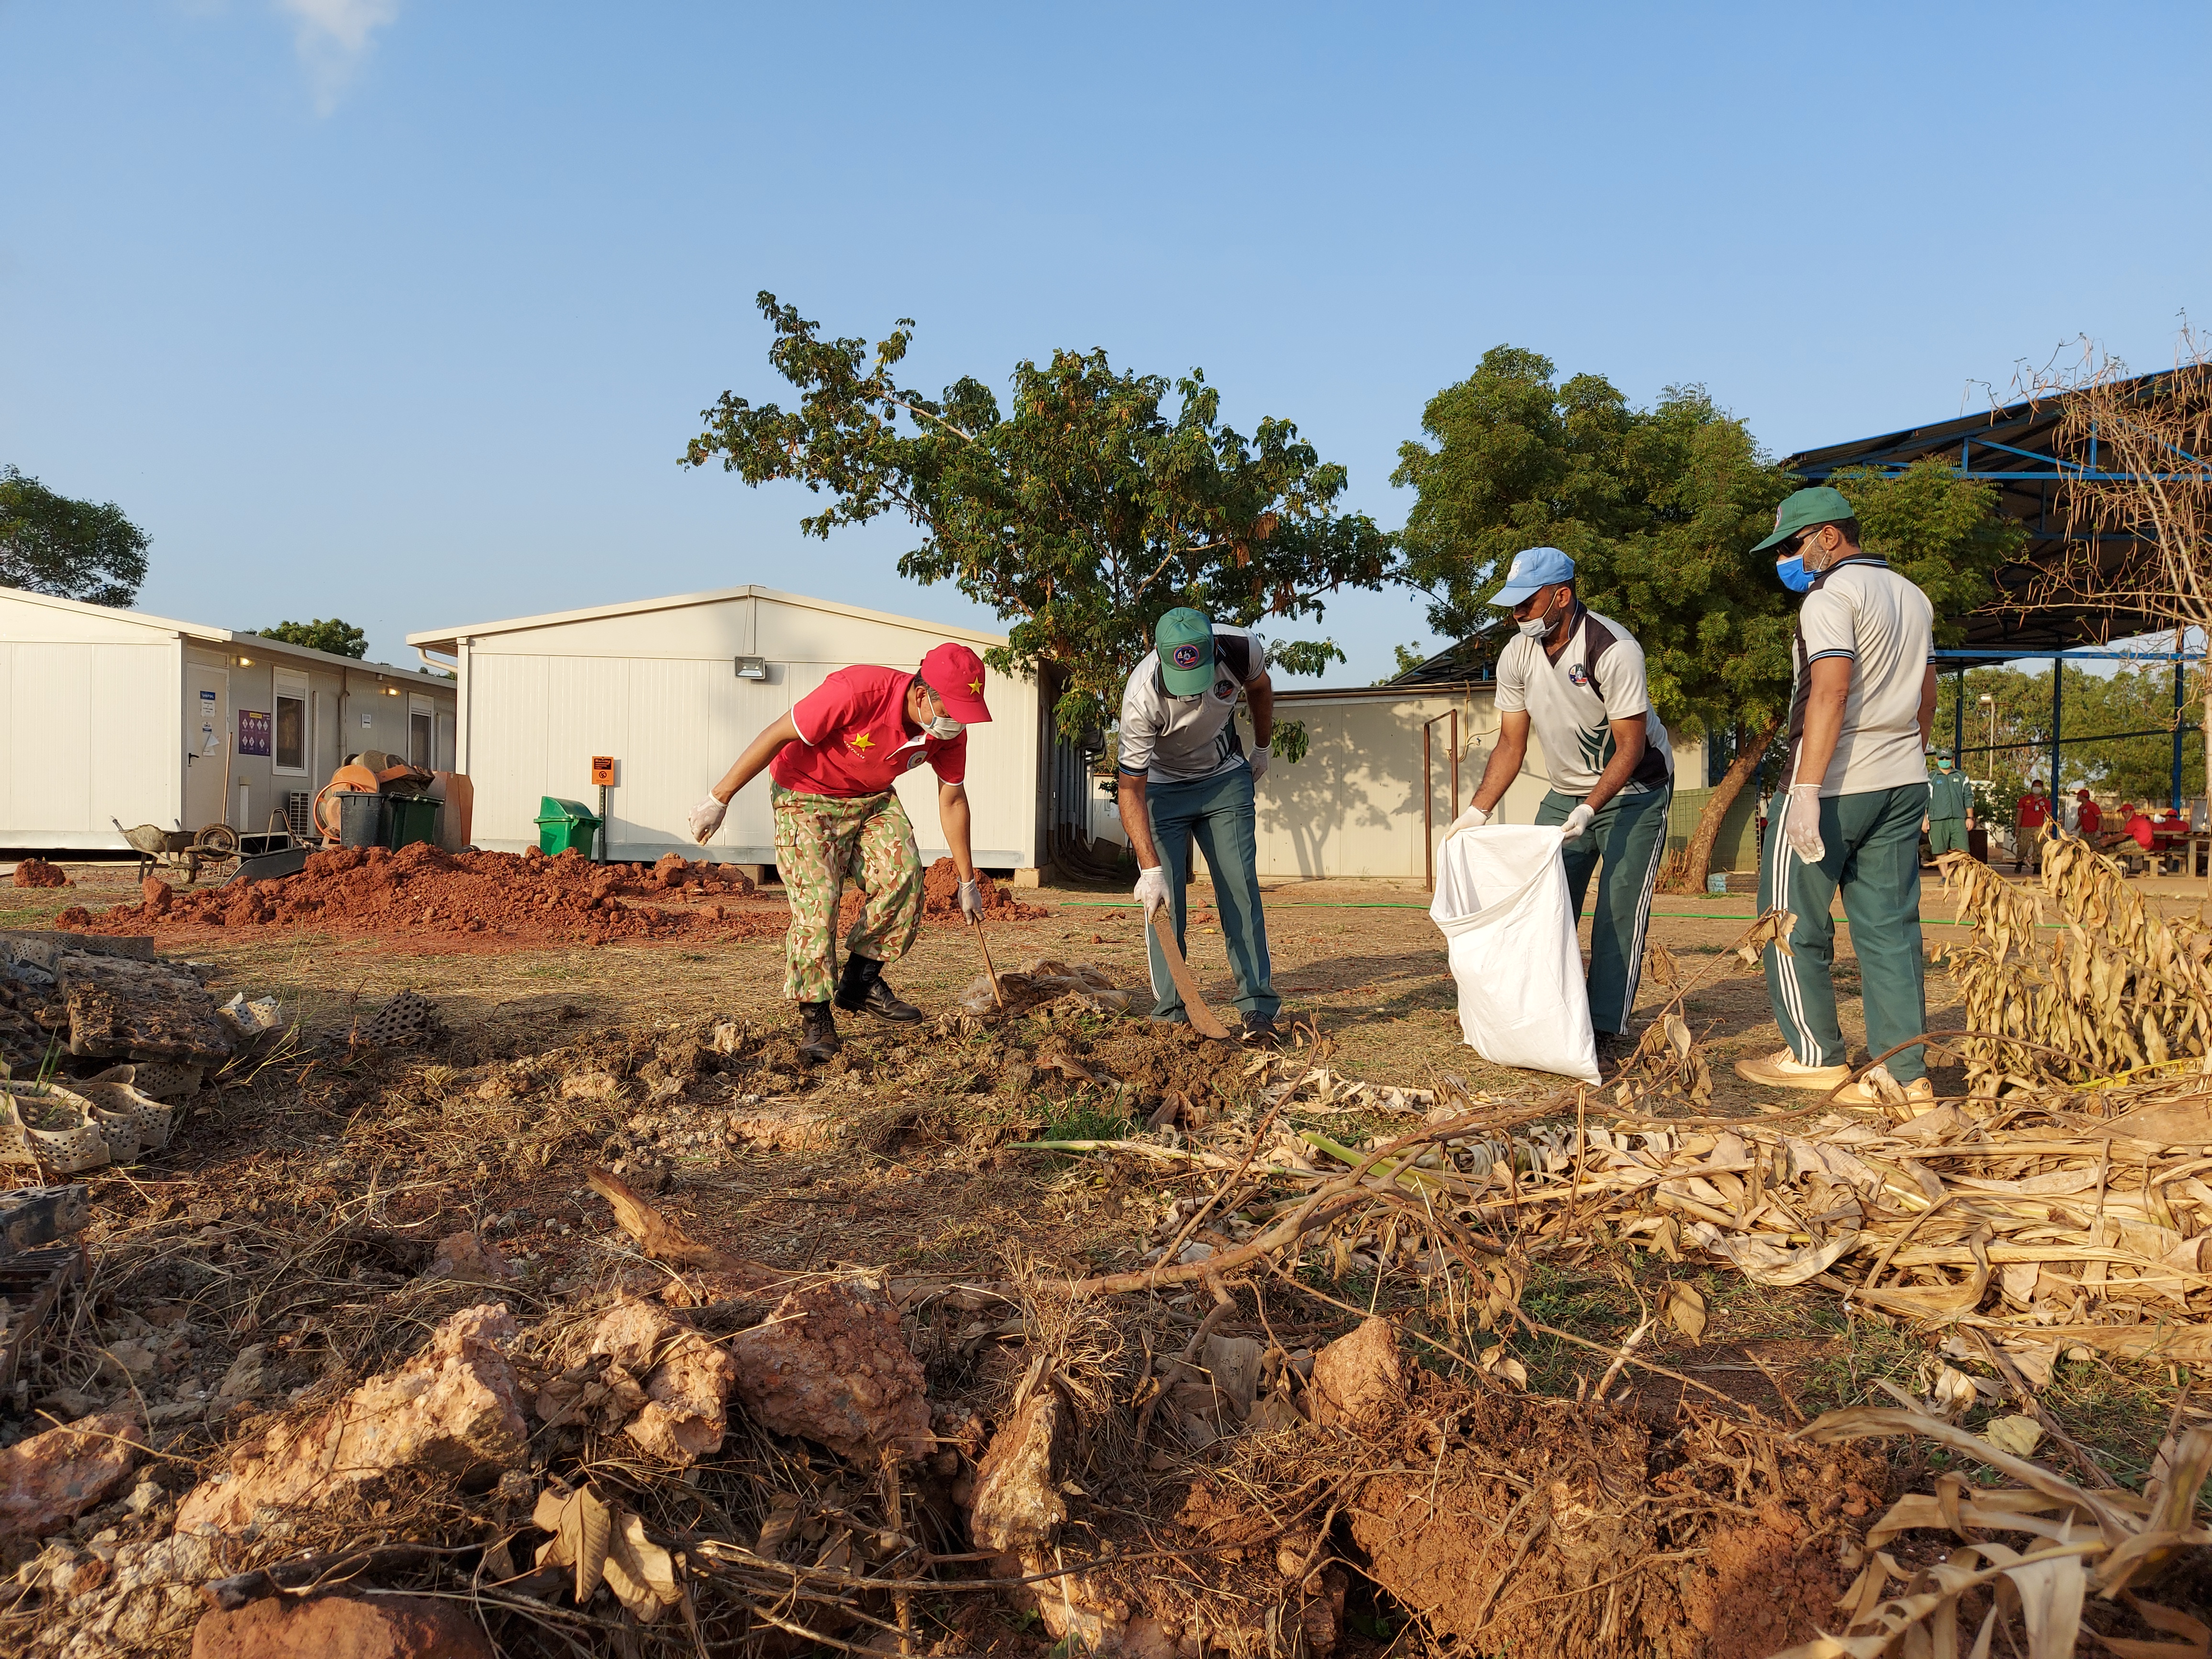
[1927,818,1969,857]
[1534,785,1671,1037]
[1759,785,1928,1083]
[1143,764,1277,1023]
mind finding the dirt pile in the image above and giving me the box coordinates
[11,857,68,888]
[71,844,783,949]
[834,855,1051,932]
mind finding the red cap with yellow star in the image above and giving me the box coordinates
[918,642,992,724]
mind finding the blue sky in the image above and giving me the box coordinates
[5,2,2211,683]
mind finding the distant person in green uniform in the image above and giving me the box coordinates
[1923,753,1972,860]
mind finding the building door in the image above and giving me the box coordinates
[407,694,434,769]
[185,667,228,830]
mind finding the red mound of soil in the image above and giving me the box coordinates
[76,843,789,950]
[837,858,1050,932]
[12,858,69,889]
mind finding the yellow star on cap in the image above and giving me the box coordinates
[968,678,984,694]
[849,731,875,751]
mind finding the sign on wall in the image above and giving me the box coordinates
[237,710,271,757]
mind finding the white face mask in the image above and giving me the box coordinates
[926,714,964,741]
[1516,591,1566,639]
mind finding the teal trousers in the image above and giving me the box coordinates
[1534,785,1671,1038]
[1143,764,1278,1023]
[1759,785,1929,1083]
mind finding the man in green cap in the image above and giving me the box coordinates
[1738,486,1939,1109]
[1924,752,1973,862]
[1117,607,1282,1045]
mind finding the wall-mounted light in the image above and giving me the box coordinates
[237,656,253,667]
[734,656,769,681]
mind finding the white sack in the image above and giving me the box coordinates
[1428,826,1598,1084]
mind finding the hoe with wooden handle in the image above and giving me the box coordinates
[970,915,1005,1009]
[1149,908,1232,1040]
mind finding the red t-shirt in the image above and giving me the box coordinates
[2017,794,2049,828]
[770,665,968,798]
[2126,813,2155,850]
[2076,799,2102,835]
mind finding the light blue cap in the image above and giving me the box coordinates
[1490,546,1576,607]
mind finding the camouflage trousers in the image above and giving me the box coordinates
[771,786,924,1002]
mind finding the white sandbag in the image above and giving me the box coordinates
[1428,826,1598,1084]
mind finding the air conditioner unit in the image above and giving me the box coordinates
[285,792,313,841]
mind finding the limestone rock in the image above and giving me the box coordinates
[968,1391,1069,1552]
[0,1409,145,1547]
[191,1592,495,1659]
[1308,1317,1403,1430]
[729,1278,931,1462]
[217,1344,273,1402]
[176,1304,525,1533]
[425,1232,512,1284]
[585,1300,740,1463]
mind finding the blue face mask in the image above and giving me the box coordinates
[1775,554,1816,593]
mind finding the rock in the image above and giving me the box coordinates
[723,1100,838,1152]
[585,1300,740,1463]
[1308,1317,1403,1431]
[0,1410,145,1547]
[729,1278,932,1462]
[217,1344,273,1401]
[191,1592,495,1659]
[425,1232,512,1284]
[36,1386,104,1420]
[176,1304,525,1533]
[968,1391,1069,1551]
[13,856,70,888]
[123,1476,165,1515]
[99,1339,160,1385]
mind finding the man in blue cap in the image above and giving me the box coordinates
[1443,546,1674,1054]
[1738,487,1937,1109]
[1118,607,1282,1045]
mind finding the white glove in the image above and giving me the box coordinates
[687,796,727,844]
[1782,784,1825,862]
[1559,803,1595,842]
[1248,745,1271,783]
[957,877,984,921]
[1444,804,1490,838]
[1134,866,1172,915]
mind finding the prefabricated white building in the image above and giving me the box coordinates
[407,586,1064,873]
[0,586,457,852]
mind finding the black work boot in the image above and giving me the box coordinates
[1239,1013,1282,1050]
[833,953,923,1023]
[797,1000,841,1063]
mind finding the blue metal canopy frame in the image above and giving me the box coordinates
[1789,372,2202,808]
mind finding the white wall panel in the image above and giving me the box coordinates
[91,644,179,832]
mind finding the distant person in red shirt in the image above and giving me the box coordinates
[2074,790,2101,838]
[686,642,994,1060]
[2014,779,2049,871]
[2128,808,2156,850]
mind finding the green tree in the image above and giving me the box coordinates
[682,293,1395,745]
[1394,350,2021,886]
[0,466,150,608]
[253,618,369,658]
[1933,661,2205,825]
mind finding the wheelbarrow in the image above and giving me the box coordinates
[112,820,240,885]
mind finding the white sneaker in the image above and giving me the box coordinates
[1836,1069,1936,1109]
[1734,1048,1852,1090]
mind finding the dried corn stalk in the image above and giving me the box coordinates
[1938,837,2212,1094]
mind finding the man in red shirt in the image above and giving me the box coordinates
[2014,779,2049,872]
[688,642,993,1060]
[2074,790,2102,838]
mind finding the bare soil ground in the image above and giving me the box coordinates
[1,855,2202,1657]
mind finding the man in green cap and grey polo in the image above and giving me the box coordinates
[1739,487,1938,1108]
[1117,607,1282,1046]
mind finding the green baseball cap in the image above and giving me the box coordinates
[1753,485,1856,553]
[1155,607,1216,696]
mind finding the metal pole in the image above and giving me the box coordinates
[2049,656,2062,807]
[1423,721,1434,891]
[1450,710,1460,818]
[1953,667,1965,761]
[2173,637,2187,813]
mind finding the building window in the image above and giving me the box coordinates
[409,708,433,769]
[273,673,309,775]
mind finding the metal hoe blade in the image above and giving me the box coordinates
[1149,908,1232,1040]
